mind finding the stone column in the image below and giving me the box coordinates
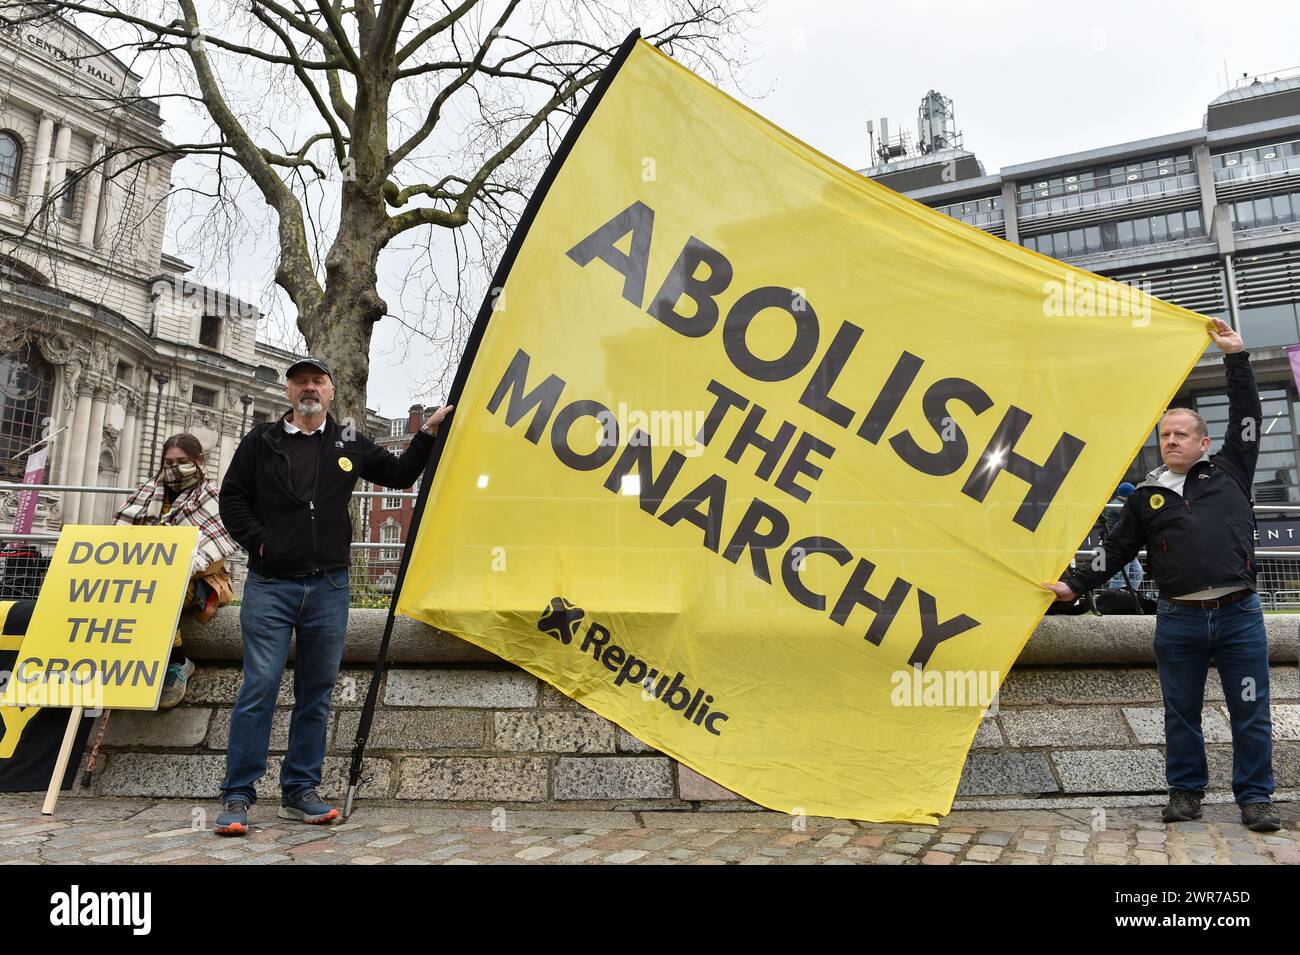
[97,148,125,249]
[79,137,104,246]
[118,405,139,490]
[25,113,54,222]
[78,389,110,524]
[47,123,72,208]
[62,385,93,525]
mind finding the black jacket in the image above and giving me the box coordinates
[1064,351,1262,600]
[220,413,433,577]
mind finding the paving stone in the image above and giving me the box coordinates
[1052,750,1165,793]
[554,757,674,800]
[395,757,548,801]
[558,848,601,863]
[104,708,213,747]
[966,845,1002,862]
[493,712,616,753]
[515,845,557,861]
[957,752,1059,796]
[384,670,537,708]
[605,849,647,863]
[1123,706,1231,745]
[335,709,484,751]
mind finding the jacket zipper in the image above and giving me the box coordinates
[310,423,326,574]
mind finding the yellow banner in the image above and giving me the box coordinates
[1,526,197,711]
[397,39,1211,822]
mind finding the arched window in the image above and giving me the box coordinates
[0,343,55,481]
[0,131,23,197]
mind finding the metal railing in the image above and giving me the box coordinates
[7,483,1300,609]
[0,482,416,607]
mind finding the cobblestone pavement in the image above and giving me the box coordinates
[1,796,1295,865]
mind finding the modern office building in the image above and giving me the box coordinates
[865,71,1300,506]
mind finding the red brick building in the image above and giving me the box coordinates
[358,404,430,593]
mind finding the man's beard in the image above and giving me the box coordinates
[297,398,323,415]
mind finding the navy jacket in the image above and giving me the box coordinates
[220,413,433,577]
[1064,352,1261,599]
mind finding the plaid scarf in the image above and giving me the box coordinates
[113,478,239,573]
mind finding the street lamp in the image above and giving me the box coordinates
[147,372,169,476]
[240,394,253,436]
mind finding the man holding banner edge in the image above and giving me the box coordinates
[1044,318,1279,832]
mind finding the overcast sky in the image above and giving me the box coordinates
[167,0,1300,419]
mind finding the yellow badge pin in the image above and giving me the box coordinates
[1150,493,1165,509]
[338,457,353,473]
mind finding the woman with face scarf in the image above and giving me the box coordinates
[112,434,239,707]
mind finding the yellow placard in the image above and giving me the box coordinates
[1,526,198,711]
[396,40,1210,822]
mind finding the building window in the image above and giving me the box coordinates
[383,493,403,510]
[116,361,131,381]
[380,522,401,561]
[0,343,55,481]
[390,417,405,437]
[192,385,218,408]
[0,132,21,197]
[199,314,222,349]
[254,365,279,384]
[59,170,79,218]
[252,411,270,426]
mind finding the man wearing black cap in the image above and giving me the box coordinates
[214,357,452,835]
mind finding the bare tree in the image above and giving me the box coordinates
[5,0,756,424]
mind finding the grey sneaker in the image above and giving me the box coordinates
[1161,790,1202,822]
[215,795,250,836]
[1240,802,1281,832]
[159,658,195,709]
[279,788,340,825]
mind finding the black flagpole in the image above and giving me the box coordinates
[343,27,643,819]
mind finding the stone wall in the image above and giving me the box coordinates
[74,610,1300,810]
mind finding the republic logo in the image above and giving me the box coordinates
[538,597,584,645]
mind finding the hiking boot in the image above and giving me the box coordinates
[215,795,250,836]
[1161,790,1202,822]
[279,788,340,825]
[1240,802,1281,832]
[158,658,195,709]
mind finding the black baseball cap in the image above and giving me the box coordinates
[285,357,332,380]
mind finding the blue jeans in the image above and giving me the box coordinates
[1153,593,1274,805]
[221,568,350,803]
[1108,558,1144,591]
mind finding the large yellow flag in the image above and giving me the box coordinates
[396,36,1211,822]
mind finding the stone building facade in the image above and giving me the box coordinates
[0,16,304,532]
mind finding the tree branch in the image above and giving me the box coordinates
[382,0,522,179]
[394,0,478,65]
[384,64,602,240]
[177,0,324,316]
